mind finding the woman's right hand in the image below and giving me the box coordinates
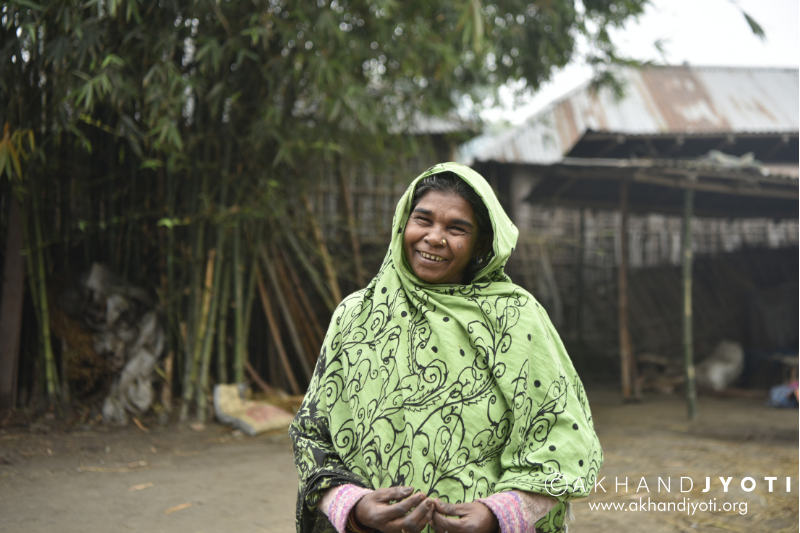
[353,486,434,533]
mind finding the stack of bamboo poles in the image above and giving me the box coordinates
[174,192,348,422]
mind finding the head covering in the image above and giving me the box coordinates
[291,163,603,533]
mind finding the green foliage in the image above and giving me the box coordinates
[0,123,34,181]
[2,0,648,173]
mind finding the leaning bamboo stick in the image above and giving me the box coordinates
[274,251,319,368]
[259,246,312,381]
[255,268,301,395]
[282,227,336,313]
[245,359,276,396]
[301,193,342,305]
[280,247,325,347]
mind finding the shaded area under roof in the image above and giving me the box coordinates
[525,158,799,219]
[459,65,799,165]
[567,129,799,162]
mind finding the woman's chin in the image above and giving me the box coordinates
[412,266,461,285]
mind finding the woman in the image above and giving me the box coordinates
[291,163,603,533]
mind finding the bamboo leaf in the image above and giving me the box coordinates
[140,159,164,170]
[742,11,766,40]
[125,0,143,24]
[9,144,22,178]
[10,0,46,12]
[101,54,126,68]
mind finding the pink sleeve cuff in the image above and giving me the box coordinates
[319,484,374,533]
[477,491,533,533]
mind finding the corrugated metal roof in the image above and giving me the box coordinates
[458,66,799,165]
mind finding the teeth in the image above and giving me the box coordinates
[420,251,445,262]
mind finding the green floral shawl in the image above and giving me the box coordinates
[290,163,603,533]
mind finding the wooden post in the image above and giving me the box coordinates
[618,180,634,400]
[575,208,585,342]
[683,189,698,420]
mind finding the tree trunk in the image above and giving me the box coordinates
[0,195,25,409]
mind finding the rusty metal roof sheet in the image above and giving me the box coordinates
[458,66,799,165]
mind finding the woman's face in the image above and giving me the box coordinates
[403,190,483,284]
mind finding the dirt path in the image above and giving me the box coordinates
[0,389,796,533]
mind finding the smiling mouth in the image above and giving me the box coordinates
[417,250,447,262]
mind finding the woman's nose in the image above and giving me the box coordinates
[425,229,445,246]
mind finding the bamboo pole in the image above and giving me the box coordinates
[338,160,365,286]
[180,248,215,421]
[233,225,246,384]
[161,350,173,414]
[59,336,70,410]
[196,172,229,421]
[255,268,301,394]
[259,246,312,381]
[618,180,634,401]
[196,258,222,422]
[22,210,44,401]
[164,166,177,406]
[216,263,231,385]
[180,178,204,418]
[30,177,58,405]
[242,247,258,339]
[683,189,697,420]
[301,194,342,305]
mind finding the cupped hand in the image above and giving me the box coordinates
[430,500,499,533]
[353,486,434,533]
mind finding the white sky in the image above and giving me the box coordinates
[482,0,800,124]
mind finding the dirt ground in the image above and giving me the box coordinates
[0,388,797,533]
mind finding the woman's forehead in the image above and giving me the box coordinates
[414,189,474,212]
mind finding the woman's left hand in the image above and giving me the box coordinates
[430,500,499,533]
